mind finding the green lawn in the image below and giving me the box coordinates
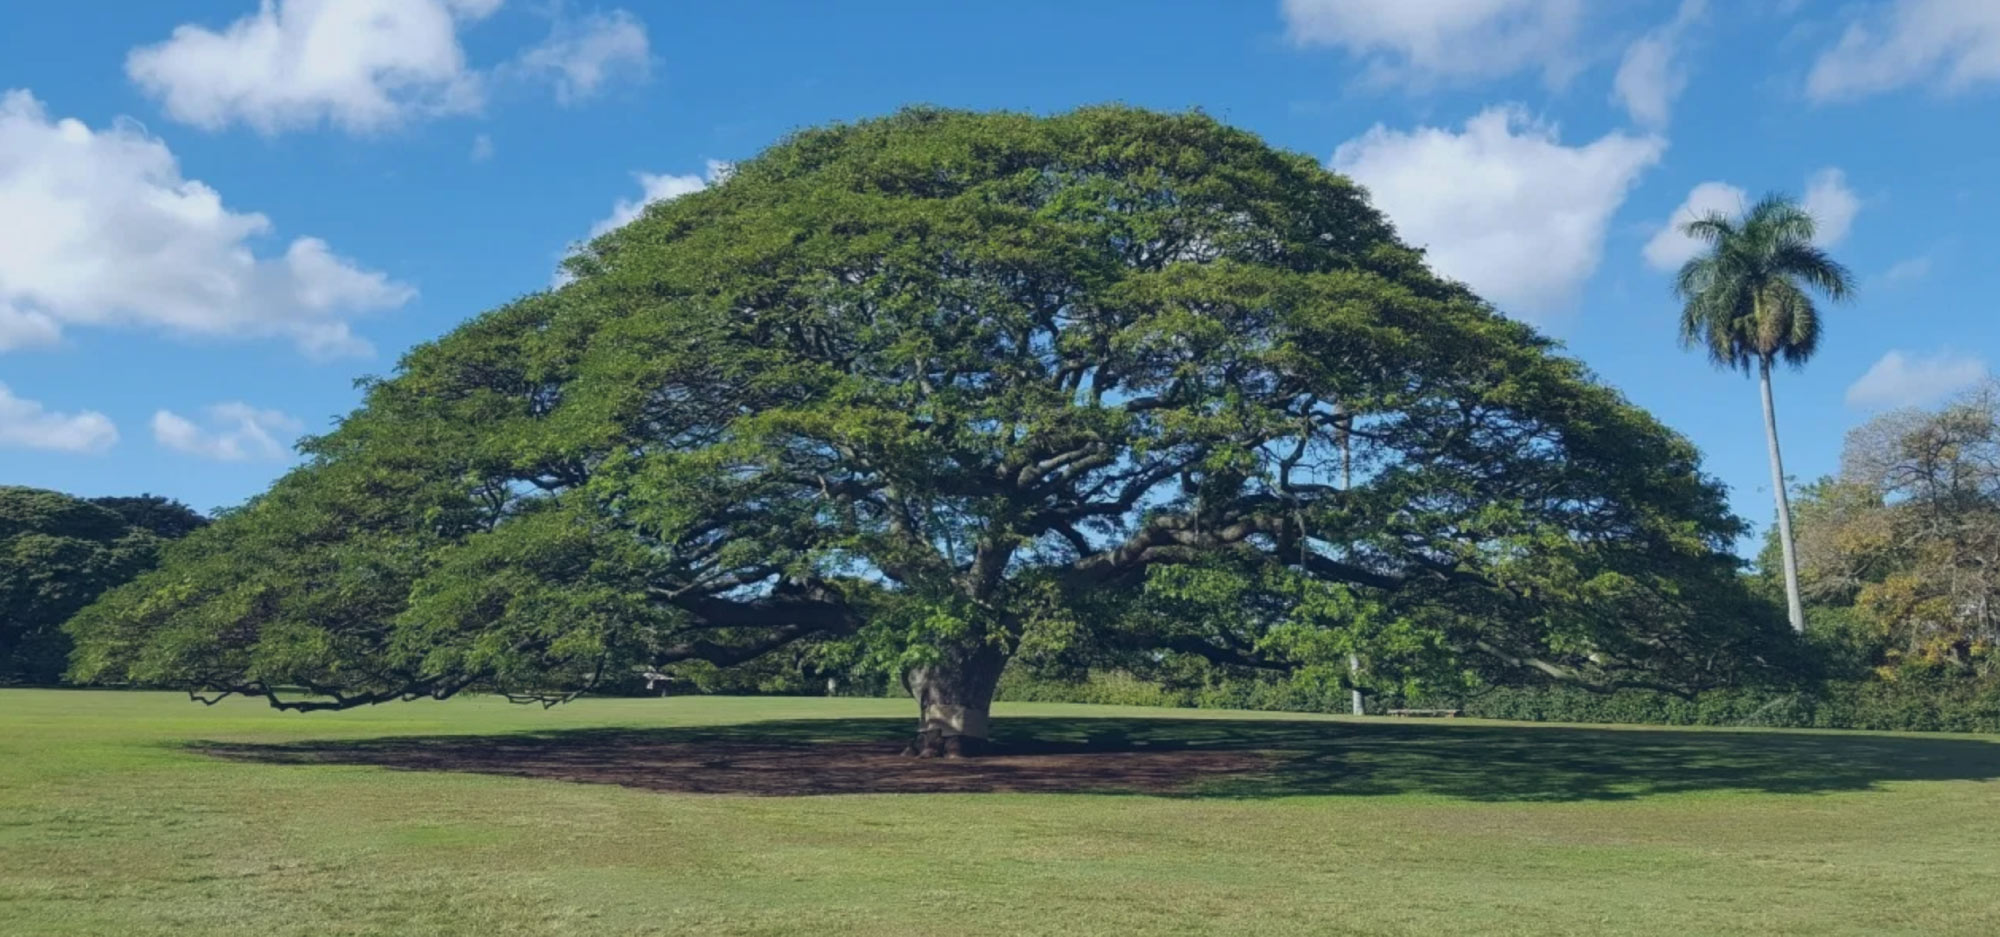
[4,691,1998,936]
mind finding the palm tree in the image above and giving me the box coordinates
[1674,194,1856,634]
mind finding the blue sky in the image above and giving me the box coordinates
[0,1,1994,556]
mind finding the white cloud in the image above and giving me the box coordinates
[555,160,731,288]
[0,303,62,352]
[127,2,652,134]
[470,133,494,161]
[152,402,304,461]
[1280,0,1584,85]
[1330,106,1664,319]
[1612,0,1706,128]
[507,9,650,106]
[126,0,502,135]
[0,383,117,454]
[0,90,411,357]
[1881,256,1932,284]
[1803,168,1859,246]
[1642,181,1748,271]
[587,159,731,238]
[1846,350,1989,410]
[1642,169,1857,272]
[1808,0,2000,101]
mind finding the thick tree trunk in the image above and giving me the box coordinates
[1760,358,1807,634]
[902,643,1007,758]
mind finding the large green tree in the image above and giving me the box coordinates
[1674,194,1856,634]
[1,488,206,684]
[71,107,1777,754]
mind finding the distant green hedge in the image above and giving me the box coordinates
[1431,681,2000,733]
[994,670,2000,734]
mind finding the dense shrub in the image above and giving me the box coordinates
[995,669,1194,708]
[1449,678,2000,733]
[994,669,2000,734]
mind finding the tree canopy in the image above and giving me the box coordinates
[1674,194,1854,375]
[70,106,1779,752]
[1775,383,2000,675]
[87,494,214,540]
[1,487,206,684]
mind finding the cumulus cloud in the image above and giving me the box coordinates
[1330,106,1664,319]
[1612,0,1707,128]
[1803,168,1860,246]
[1280,0,1584,85]
[1808,0,2000,101]
[0,90,411,357]
[126,1,652,134]
[1642,169,1857,272]
[0,303,63,352]
[1642,181,1748,271]
[152,402,304,461]
[506,9,651,105]
[470,133,495,162]
[1846,350,1989,410]
[0,383,117,454]
[588,159,732,238]
[126,0,500,134]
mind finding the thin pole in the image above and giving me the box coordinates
[1339,409,1364,717]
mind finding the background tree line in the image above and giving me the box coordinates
[0,488,208,684]
[1777,381,2000,679]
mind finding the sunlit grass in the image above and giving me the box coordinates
[4,689,1998,936]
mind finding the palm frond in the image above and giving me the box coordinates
[1760,281,1821,368]
[1680,213,1735,246]
[1669,191,1853,377]
[1747,193,1816,245]
[1673,254,1719,301]
[1770,242,1856,302]
[1780,301,1821,367]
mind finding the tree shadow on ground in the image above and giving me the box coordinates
[193,716,2000,801]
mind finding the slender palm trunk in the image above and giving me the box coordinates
[1759,357,1807,634]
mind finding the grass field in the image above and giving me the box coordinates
[4,690,1999,936]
